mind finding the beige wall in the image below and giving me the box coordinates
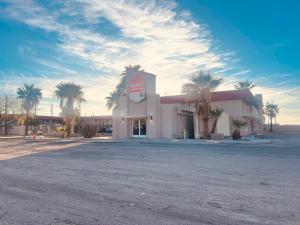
[112,71,160,138]
[159,104,195,139]
[216,112,230,137]
[264,125,300,132]
[212,100,264,136]
[212,100,241,135]
[212,100,243,117]
[112,71,264,139]
[159,104,175,138]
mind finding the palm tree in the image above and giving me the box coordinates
[106,65,143,110]
[106,90,119,110]
[210,108,224,135]
[121,65,144,77]
[55,82,85,138]
[232,119,247,140]
[182,70,222,139]
[16,84,42,135]
[235,80,255,90]
[264,102,279,132]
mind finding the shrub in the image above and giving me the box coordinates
[56,125,71,138]
[232,119,247,140]
[78,120,97,138]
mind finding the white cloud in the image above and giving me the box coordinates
[1,0,229,113]
[230,70,251,77]
[254,86,300,125]
[0,0,299,124]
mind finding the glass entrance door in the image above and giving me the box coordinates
[132,118,146,137]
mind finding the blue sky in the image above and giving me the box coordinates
[0,0,299,124]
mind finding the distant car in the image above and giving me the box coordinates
[97,127,112,134]
[105,127,112,133]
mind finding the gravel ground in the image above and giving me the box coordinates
[0,133,300,225]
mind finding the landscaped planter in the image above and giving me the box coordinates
[210,133,224,140]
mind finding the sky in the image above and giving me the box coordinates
[0,0,299,124]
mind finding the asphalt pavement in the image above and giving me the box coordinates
[0,133,299,225]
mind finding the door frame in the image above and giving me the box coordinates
[132,118,147,138]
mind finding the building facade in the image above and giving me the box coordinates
[112,71,264,139]
[2,71,263,139]
[1,115,112,136]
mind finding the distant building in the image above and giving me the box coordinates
[80,116,112,133]
[0,115,112,135]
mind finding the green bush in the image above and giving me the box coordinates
[232,119,247,140]
[79,121,97,138]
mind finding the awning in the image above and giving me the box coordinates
[125,114,148,119]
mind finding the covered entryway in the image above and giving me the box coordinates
[177,111,195,139]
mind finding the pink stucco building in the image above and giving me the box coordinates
[112,71,264,139]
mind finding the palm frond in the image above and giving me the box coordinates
[106,90,120,110]
[232,119,247,128]
[16,83,42,112]
[211,108,224,118]
[235,80,255,90]
[55,82,84,109]
[264,102,279,118]
[191,70,223,90]
[181,83,199,94]
[121,65,144,76]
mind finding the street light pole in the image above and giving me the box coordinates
[4,96,8,135]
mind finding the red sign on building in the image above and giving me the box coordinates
[128,75,145,103]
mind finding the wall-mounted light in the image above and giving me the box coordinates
[150,115,153,120]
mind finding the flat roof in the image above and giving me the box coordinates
[80,115,112,120]
[160,89,260,108]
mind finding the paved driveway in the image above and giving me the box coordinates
[0,133,300,225]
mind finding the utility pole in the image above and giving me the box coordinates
[4,96,8,135]
[50,96,54,134]
[78,101,81,117]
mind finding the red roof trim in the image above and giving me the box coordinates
[160,89,258,106]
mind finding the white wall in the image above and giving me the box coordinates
[216,112,230,137]
[212,100,243,118]
[159,104,175,138]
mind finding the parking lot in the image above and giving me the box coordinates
[0,133,300,225]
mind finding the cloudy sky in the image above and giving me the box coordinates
[0,0,299,124]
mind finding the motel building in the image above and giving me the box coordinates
[112,70,264,139]
[1,71,263,138]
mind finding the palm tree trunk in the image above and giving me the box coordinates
[4,96,8,135]
[195,103,201,139]
[25,111,29,136]
[270,117,273,132]
[68,123,71,138]
[198,116,202,139]
[210,118,217,134]
[66,123,71,138]
[203,118,209,139]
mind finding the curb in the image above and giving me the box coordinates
[1,136,272,145]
